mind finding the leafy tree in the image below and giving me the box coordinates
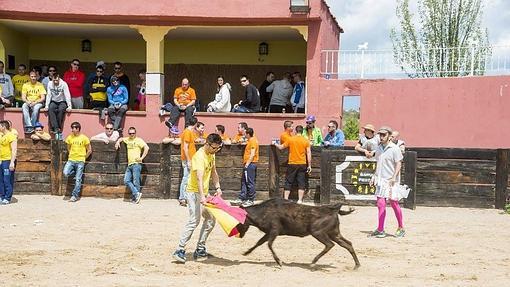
[343,113,359,141]
[390,0,491,78]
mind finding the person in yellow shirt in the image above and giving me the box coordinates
[0,120,18,205]
[21,71,46,133]
[64,122,92,202]
[164,78,197,130]
[115,127,149,204]
[12,64,30,106]
[234,128,259,207]
[215,124,231,145]
[30,122,51,141]
[274,125,311,204]
[173,133,223,264]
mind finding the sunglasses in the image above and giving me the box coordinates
[240,79,247,82]
[208,143,223,151]
[71,126,79,129]
[106,128,113,130]
[114,67,121,70]
[96,70,103,73]
[48,70,56,72]
[328,125,335,128]
[128,132,136,135]
[72,62,80,66]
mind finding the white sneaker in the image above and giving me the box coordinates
[135,192,143,204]
[230,199,243,205]
[297,200,303,204]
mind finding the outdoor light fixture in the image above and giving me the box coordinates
[81,39,92,52]
[258,42,269,56]
[290,0,310,13]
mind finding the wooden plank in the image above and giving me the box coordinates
[409,148,496,160]
[416,183,495,198]
[89,142,161,153]
[50,140,64,195]
[16,152,51,162]
[81,173,160,186]
[417,159,496,173]
[403,151,417,210]
[16,161,49,172]
[320,150,333,204]
[417,170,495,184]
[87,150,162,164]
[416,195,494,208]
[15,172,50,183]
[14,182,51,194]
[82,162,161,174]
[495,149,509,209]
[16,139,52,150]
[160,142,173,199]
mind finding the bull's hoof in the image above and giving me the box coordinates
[353,264,361,270]
[242,250,250,256]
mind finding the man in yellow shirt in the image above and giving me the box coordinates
[165,78,197,130]
[12,64,30,106]
[115,127,149,204]
[234,127,259,207]
[0,120,18,205]
[64,122,92,202]
[21,71,46,134]
[173,133,223,264]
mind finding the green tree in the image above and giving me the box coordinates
[343,115,359,141]
[390,0,491,78]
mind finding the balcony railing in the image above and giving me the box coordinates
[321,45,510,79]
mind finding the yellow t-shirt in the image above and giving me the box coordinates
[90,78,107,101]
[9,128,19,139]
[12,74,30,100]
[0,132,17,161]
[65,134,90,162]
[22,82,46,103]
[186,147,215,194]
[124,137,146,166]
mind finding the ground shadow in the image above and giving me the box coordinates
[360,230,396,238]
[197,254,335,271]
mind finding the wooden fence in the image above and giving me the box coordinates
[13,139,510,209]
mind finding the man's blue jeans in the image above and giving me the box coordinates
[179,160,190,201]
[22,102,43,129]
[124,163,142,200]
[0,160,14,202]
[63,160,85,198]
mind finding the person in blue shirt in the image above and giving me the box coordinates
[323,120,345,147]
[107,76,129,133]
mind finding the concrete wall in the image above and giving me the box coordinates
[0,24,29,73]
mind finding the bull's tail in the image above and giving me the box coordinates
[328,203,355,216]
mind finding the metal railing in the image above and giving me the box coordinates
[321,45,510,79]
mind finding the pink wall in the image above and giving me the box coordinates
[358,76,510,148]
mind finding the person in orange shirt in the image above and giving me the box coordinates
[165,78,197,130]
[279,120,293,145]
[231,122,248,144]
[179,117,200,206]
[232,127,259,207]
[274,125,311,204]
[215,124,231,145]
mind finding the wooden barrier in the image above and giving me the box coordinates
[12,140,510,209]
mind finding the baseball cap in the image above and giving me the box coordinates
[96,60,105,69]
[110,76,119,83]
[34,122,44,128]
[362,124,375,132]
[306,115,316,122]
[377,126,393,134]
[169,126,180,135]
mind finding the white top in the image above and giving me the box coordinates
[360,135,380,151]
[0,73,14,97]
[374,142,403,183]
[207,83,232,112]
[90,131,120,143]
[45,80,72,109]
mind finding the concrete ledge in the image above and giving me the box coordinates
[5,107,147,116]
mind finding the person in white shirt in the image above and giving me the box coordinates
[0,60,14,109]
[206,76,231,112]
[391,130,406,154]
[45,74,72,139]
[90,123,120,144]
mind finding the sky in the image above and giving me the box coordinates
[324,0,510,50]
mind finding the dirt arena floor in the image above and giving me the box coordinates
[1,195,509,286]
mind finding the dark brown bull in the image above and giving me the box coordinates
[237,198,360,269]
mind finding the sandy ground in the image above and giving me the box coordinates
[0,195,509,287]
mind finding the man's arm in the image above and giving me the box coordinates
[114,137,126,150]
[9,140,17,171]
[138,143,149,162]
[211,164,222,196]
[85,143,92,159]
[306,146,312,173]
[183,141,191,168]
[37,132,51,141]
[389,160,402,186]
[245,147,256,168]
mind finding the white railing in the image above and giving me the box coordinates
[321,45,510,79]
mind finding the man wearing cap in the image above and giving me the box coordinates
[165,78,197,130]
[369,126,406,238]
[90,123,120,144]
[355,123,379,158]
[107,76,129,133]
[162,126,181,145]
[63,59,86,109]
[302,115,323,146]
[30,122,51,141]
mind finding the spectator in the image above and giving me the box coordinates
[21,71,46,134]
[162,126,181,145]
[355,124,379,158]
[195,122,207,144]
[233,127,259,207]
[5,120,18,139]
[259,71,275,112]
[178,117,199,206]
[323,120,345,147]
[84,60,107,104]
[63,122,92,202]
[107,76,129,133]
[63,59,86,109]
[32,66,43,82]
[215,124,231,145]
[206,75,231,112]
[231,122,248,144]
[232,75,260,113]
[41,66,57,91]
[12,64,30,106]
[267,72,293,113]
[134,69,146,111]
[87,65,109,111]
[165,78,197,130]
[115,127,149,204]
[90,123,120,144]
[290,72,305,113]
[0,61,14,109]
[391,130,406,154]
[274,125,311,204]
[45,74,71,139]
[369,126,406,238]
[110,62,131,106]
[0,120,17,205]
[302,115,323,146]
[172,133,224,263]
[30,122,51,141]
[280,120,293,145]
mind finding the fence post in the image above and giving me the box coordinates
[403,151,417,210]
[160,143,172,199]
[319,150,332,204]
[495,149,509,209]
[50,140,64,195]
[268,145,280,198]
